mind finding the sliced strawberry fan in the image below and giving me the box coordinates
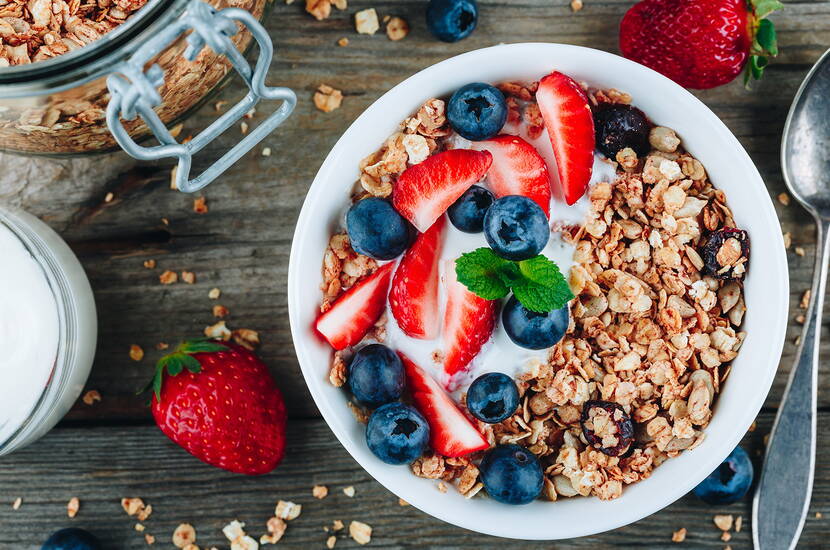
[400,353,489,457]
[316,262,394,350]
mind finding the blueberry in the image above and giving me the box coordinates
[502,296,569,350]
[467,372,519,423]
[483,196,549,261]
[447,185,494,233]
[593,103,651,158]
[346,197,413,260]
[348,344,406,407]
[447,83,507,141]
[580,400,634,456]
[694,446,754,505]
[42,528,101,550]
[480,444,543,505]
[426,0,478,43]
[366,402,430,465]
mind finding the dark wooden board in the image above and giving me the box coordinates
[0,412,828,549]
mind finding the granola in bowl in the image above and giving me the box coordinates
[312,67,751,506]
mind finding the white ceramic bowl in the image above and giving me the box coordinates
[288,43,788,540]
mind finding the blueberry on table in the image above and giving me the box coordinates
[502,296,569,350]
[480,444,544,504]
[348,344,406,407]
[467,372,520,423]
[700,227,750,280]
[366,402,430,465]
[426,0,478,43]
[580,400,635,457]
[346,197,413,260]
[42,528,101,550]
[694,446,754,505]
[448,185,494,233]
[483,195,549,261]
[593,103,651,158]
[447,83,507,141]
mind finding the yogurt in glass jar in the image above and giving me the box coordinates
[0,208,97,455]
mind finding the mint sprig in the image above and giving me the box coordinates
[140,339,227,401]
[455,248,574,313]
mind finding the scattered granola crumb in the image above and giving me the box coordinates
[343,486,355,497]
[349,521,372,545]
[169,123,184,138]
[67,497,80,518]
[209,288,222,300]
[671,527,687,542]
[156,342,169,350]
[386,16,409,40]
[817,512,823,518]
[193,196,208,214]
[398,498,408,506]
[213,305,230,318]
[104,192,114,203]
[713,514,734,531]
[262,147,272,157]
[326,535,337,549]
[332,520,344,531]
[437,481,448,493]
[215,100,229,112]
[143,259,157,269]
[795,246,806,257]
[172,523,197,548]
[796,314,806,324]
[145,534,155,545]
[232,328,260,350]
[170,166,179,190]
[260,516,287,544]
[12,497,21,510]
[313,485,329,499]
[130,345,145,362]
[778,192,790,206]
[570,0,583,11]
[721,531,732,542]
[355,8,379,34]
[205,320,232,341]
[160,270,178,285]
[136,523,146,532]
[735,516,743,532]
[181,271,197,284]
[338,37,349,46]
[800,289,811,309]
[223,520,247,541]
[783,232,792,249]
[275,500,302,521]
[82,390,102,405]
[161,218,170,226]
[306,0,331,20]
[314,84,343,113]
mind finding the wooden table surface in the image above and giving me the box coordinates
[2,1,829,548]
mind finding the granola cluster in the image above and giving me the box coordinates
[0,0,265,154]
[323,84,748,503]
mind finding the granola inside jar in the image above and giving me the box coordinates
[0,0,268,154]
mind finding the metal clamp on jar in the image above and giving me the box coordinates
[0,0,296,193]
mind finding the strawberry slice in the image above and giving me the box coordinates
[392,149,492,233]
[315,262,393,350]
[389,217,444,339]
[473,135,552,217]
[535,71,595,205]
[442,262,498,381]
[399,353,489,457]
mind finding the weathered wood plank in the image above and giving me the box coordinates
[0,0,828,424]
[0,412,828,549]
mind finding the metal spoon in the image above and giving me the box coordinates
[753,48,830,550]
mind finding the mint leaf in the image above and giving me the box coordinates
[518,255,566,285]
[512,279,575,313]
[455,248,510,300]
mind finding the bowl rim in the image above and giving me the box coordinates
[288,42,789,540]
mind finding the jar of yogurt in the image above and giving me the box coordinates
[0,208,97,455]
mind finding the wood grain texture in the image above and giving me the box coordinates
[0,413,827,549]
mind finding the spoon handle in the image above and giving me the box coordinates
[753,218,829,550]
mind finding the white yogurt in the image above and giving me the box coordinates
[0,223,60,445]
[383,132,620,394]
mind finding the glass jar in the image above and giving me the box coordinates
[0,208,97,456]
[0,0,295,192]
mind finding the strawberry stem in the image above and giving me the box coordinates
[744,0,783,87]
[141,338,227,401]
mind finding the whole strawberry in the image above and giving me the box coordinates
[148,339,287,475]
[620,0,782,89]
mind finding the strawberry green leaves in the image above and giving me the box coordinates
[746,0,783,86]
[144,339,227,400]
[455,248,574,313]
